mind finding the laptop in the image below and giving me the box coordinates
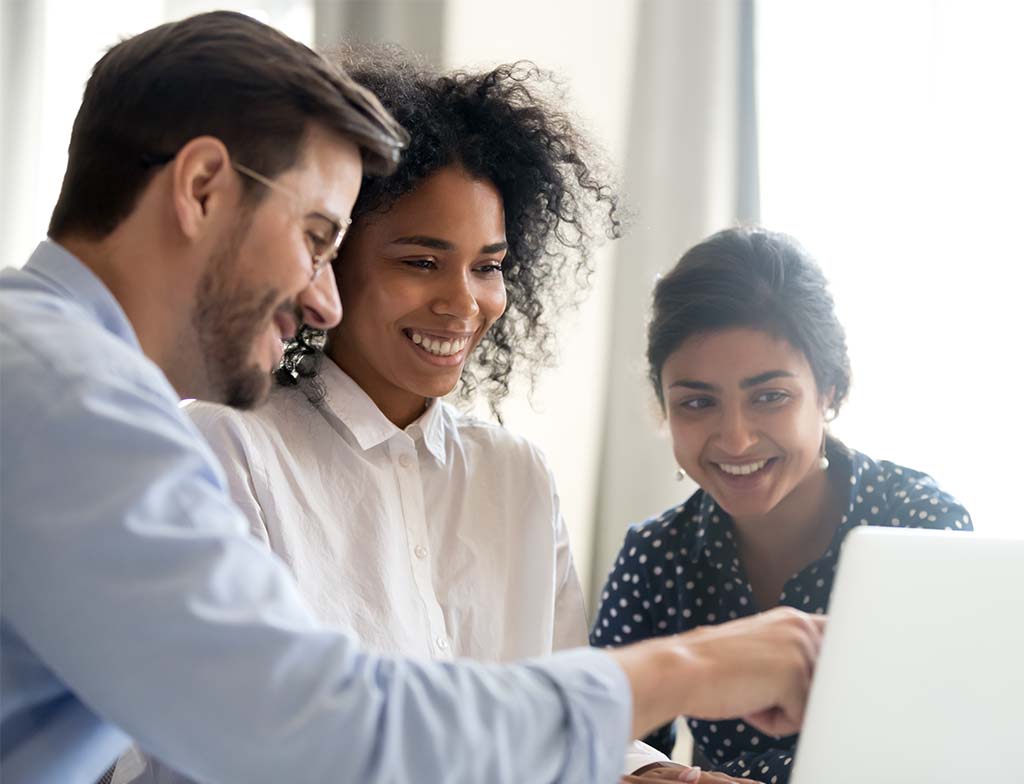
[791,527,1024,783]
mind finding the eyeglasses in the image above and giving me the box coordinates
[231,162,351,282]
[141,151,349,282]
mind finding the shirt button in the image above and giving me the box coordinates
[436,636,449,651]
[414,545,428,559]
[398,453,413,468]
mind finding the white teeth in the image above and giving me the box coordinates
[408,331,468,357]
[718,459,769,476]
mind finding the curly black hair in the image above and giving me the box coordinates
[276,44,621,416]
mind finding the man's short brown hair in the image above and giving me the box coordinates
[48,10,408,240]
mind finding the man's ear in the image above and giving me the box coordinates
[171,136,235,241]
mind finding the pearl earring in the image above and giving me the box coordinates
[820,407,836,471]
[675,467,686,482]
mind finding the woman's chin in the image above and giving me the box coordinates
[398,372,462,402]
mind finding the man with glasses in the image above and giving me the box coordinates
[0,11,825,784]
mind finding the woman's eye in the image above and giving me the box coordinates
[402,257,437,270]
[475,261,504,275]
[680,397,714,411]
[756,390,789,404]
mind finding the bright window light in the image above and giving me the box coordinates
[758,0,1023,535]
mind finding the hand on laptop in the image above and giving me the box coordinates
[609,607,826,740]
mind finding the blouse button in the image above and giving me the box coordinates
[414,545,428,559]
[436,636,449,651]
[398,453,413,468]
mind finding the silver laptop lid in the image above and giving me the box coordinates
[791,527,1024,783]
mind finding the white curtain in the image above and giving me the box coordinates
[0,0,312,271]
[589,0,759,600]
[314,0,445,64]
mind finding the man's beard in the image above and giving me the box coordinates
[192,230,294,409]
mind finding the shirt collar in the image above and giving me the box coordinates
[686,438,867,566]
[318,359,448,465]
[687,492,730,565]
[22,240,141,352]
[405,397,448,465]
[830,439,873,541]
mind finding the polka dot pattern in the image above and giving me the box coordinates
[591,443,972,782]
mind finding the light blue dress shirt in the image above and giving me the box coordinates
[0,241,631,784]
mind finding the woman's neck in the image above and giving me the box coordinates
[326,351,428,430]
[731,463,844,606]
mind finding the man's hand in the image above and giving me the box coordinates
[608,607,826,739]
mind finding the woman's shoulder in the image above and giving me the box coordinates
[440,402,555,475]
[620,490,710,551]
[846,447,973,531]
[185,385,317,457]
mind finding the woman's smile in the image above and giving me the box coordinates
[709,456,782,491]
[403,328,475,365]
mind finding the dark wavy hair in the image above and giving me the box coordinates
[647,226,852,411]
[276,45,620,416]
[49,11,405,242]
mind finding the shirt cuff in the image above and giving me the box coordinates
[624,739,673,774]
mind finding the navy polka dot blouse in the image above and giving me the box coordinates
[591,440,972,782]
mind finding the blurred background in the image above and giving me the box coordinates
[3,0,1021,630]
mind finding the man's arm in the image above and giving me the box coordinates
[1,367,631,784]
[2,358,823,784]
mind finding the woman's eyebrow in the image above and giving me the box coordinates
[669,379,717,391]
[668,370,797,392]
[389,236,509,255]
[389,235,454,250]
[740,370,797,388]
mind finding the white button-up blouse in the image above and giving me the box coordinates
[118,359,665,784]
[185,359,589,662]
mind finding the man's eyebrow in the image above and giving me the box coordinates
[740,370,797,388]
[308,210,343,228]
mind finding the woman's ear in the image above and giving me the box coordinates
[822,385,837,421]
[170,136,234,241]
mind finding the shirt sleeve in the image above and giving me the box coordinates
[547,461,590,651]
[590,526,678,762]
[1,363,632,784]
[885,470,974,532]
[714,749,796,782]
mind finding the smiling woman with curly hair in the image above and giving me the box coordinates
[112,43,669,784]
[278,45,621,412]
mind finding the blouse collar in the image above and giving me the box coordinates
[317,358,448,465]
[685,437,864,566]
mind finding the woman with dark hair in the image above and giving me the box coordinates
[593,227,973,783]
[115,44,675,782]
